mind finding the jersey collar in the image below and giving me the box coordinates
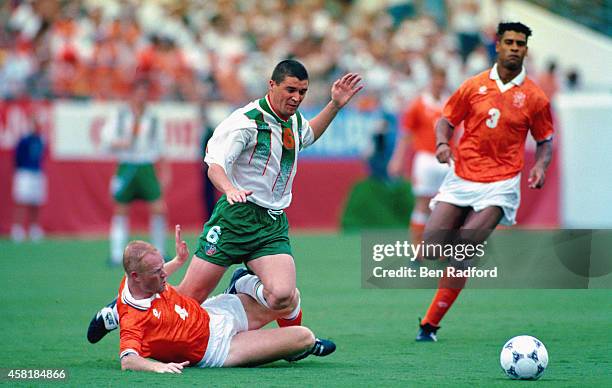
[260,95,292,126]
[121,278,161,311]
[489,63,526,93]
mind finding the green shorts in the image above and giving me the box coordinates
[111,163,161,203]
[194,195,292,267]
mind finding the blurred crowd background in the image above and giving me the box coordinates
[1,0,611,237]
[0,0,599,109]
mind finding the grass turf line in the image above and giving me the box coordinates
[0,233,610,387]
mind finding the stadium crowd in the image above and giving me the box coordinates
[0,0,565,111]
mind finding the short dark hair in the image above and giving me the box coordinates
[497,22,532,41]
[271,59,309,84]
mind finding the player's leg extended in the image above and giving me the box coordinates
[411,196,432,246]
[419,205,503,340]
[176,255,227,303]
[224,294,333,366]
[149,198,167,257]
[421,201,468,259]
[110,203,129,266]
[224,326,315,367]
[418,202,468,341]
[246,254,296,310]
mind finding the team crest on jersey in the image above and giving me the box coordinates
[205,242,217,256]
[513,91,526,108]
[478,85,487,95]
[153,308,161,319]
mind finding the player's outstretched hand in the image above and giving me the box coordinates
[155,361,189,374]
[435,143,453,164]
[226,188,253,205]
[175,224,189,264]
[528,165,546,189]
[331,73,364,109]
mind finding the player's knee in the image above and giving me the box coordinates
[294,326,315,350]
[265,287,295,310]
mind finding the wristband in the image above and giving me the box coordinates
[436,142,449,149]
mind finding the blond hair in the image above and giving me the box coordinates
[123,240,158,274]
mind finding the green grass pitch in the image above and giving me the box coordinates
[0,233,610,387]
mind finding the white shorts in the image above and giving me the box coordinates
[412,151,450,197]
[430,168,521,225]
[197,294,249,368]
[12,169,47,205]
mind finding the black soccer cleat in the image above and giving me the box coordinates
[416,318,439,342]
[87,299,119,344]
[311,338,336,357]
[286,338,337,362]
[224,267,250,294]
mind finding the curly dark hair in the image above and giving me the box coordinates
[497,22,532,41]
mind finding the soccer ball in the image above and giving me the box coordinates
[500,335,548,380]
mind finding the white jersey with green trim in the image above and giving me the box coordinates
[205,95,315,210]
[101,106,163,164]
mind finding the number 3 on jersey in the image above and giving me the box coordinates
[486,108,501,128]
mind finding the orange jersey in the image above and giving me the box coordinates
[117,277,210,365]
[401,92,446,154]
[443,66,553,182]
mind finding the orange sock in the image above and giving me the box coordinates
[410,221,425,247]
[422,276,467,327]
[276,309,302,327]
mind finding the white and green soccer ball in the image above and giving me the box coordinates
[500,335,548,380]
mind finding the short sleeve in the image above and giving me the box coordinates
[530,101,554,142]
[119,313,144,359]
[443,80,472,127]
[204,113,254,172]
[299,114,315,150]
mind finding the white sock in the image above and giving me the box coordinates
[11,224,26,242]
[234,274,271,308]
[150,214,166,256]
[110,215,128,264]
[235,274,267,304]
[29,223,44,241]
[281,296,301,320]
[112,303,119,323]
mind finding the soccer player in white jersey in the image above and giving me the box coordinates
[101,80,170,266]
[88,60,362,343]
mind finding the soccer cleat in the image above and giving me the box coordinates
[416,319,439,342]
[87,299,119,344]
[224,267,250,294]
[311,338,336,357]
[285,338,336,362]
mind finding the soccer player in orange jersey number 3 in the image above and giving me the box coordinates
[416,22,554,341]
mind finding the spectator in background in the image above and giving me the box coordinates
[449,0,482,64]
[101,80,170,266]
[565,68,581,92]
[11,121,46,242]
[538,60,559,100]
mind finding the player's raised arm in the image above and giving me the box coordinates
[434,118,454,164]
[309,73,364,141]
[163,225,190,276]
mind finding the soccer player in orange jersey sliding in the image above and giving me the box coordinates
[118,225,335,372]
[416,22,554,341]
